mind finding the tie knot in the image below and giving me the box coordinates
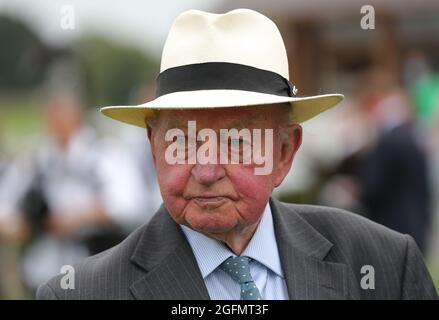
[219,256,253,284]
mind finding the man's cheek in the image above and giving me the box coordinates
[229,169,271,225]
[156,165,191,222]
[227,165,272,199]
[157,164,191,195]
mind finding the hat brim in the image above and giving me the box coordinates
[100,89,344,128]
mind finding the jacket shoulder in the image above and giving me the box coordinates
[278,202,437,299]
[281,202,407,245]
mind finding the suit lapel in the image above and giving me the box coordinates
[270,199,348,299]
[129,205,210,300]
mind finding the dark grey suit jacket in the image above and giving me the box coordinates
[36,199,437,299]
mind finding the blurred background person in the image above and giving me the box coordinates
[402,50,439,272]
[357,67,431,253]
[18,92,160,293]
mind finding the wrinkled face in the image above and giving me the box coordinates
[147,105,302,237]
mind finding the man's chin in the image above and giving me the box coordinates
[184,211,236,235]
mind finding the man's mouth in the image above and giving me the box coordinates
[192,196,226,203]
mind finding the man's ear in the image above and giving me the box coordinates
[274,124,302,187]
[146,124,153,142]
[146,124,157,163]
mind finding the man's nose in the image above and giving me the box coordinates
[191,163,226,186]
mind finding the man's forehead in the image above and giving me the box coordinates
[158,106,274,129]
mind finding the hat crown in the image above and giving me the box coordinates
[160,9,290,79]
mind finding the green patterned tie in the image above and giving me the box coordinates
[219,256,263,300]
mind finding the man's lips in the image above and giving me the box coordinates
[192,196,227,202]
[184,193,235,203]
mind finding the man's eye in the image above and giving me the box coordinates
[175,136,186,146]
[230,139,241,148]
[230,138,251,151]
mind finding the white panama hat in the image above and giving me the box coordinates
[100,8,344,127]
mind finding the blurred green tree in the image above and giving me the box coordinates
[0,16,52,89]
[74,37,158,108]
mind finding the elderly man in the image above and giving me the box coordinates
[37,9,436,300]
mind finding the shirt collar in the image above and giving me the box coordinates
[181,202,285,279]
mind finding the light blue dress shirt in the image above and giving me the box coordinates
[181,202,289,300]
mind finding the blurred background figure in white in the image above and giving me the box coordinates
[18,92,161,293]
